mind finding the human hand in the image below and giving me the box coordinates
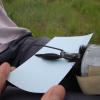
[0,62,15,94]
[0,62,66,100]
[41,85,66,100]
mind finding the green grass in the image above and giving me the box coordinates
[3,0,100,43]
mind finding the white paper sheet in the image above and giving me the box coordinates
[7,33,93,93]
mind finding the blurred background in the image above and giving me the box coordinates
[3,0,100,43]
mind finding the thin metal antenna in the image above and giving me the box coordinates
[34,44,63,51]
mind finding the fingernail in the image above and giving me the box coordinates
[50,85,65,100]
[0,62,11,77]
[51,93,61,100]
[0,62,10,69]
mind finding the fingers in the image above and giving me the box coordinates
[41,85,66,100]
[0,62,12,94]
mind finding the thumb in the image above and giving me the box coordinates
[41,85,66,100]
[0,62,11,94]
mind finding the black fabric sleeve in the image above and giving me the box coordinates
[0,34,50,67]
